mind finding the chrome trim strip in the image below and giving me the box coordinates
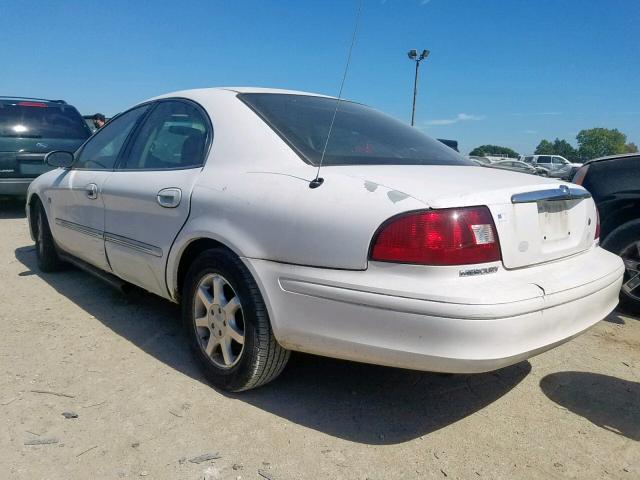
[55,218,104,239]
[54,218,162,257]
[511,186,591,204]
[104,232,163,257]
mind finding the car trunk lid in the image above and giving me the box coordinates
[330,165,598,269]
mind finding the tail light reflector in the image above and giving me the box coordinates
[370,206,501,266]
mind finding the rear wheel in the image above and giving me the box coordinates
[34,200,62,272]
[602,221,640,315]
[182,248,290,391]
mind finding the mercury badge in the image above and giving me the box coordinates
[459,266,498,277]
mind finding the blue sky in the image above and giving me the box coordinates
[2,0,638,154]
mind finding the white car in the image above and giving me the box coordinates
[521,155,581,179]
[26,88,624,391]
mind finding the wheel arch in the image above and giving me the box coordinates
[172,236,239,302]
[26,193,42,242]
[601,217,640,250]
[599,199,640,241]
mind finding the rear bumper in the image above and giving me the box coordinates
[0,178,31,196]
[245,247,624,373]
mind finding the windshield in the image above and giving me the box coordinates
[0,103,91,139]
[239,93,471,167]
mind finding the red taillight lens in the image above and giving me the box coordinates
[370,206,501,266]
[17,101,47,107]
[572,164,589,185]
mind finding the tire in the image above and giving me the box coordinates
[182,248,290,391]
[34,200,63,272]
[601,221,640,315]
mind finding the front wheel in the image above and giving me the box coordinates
[182,248,290,391]
[602,221,640,315]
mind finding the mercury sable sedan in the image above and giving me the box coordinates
[26,88,624,391]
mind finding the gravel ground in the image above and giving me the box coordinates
[1,197,639,480]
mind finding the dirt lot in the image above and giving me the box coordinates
[1,197,639,480]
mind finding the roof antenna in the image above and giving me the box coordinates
[309,0,363,189]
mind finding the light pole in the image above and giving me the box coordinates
[407,48,430,126]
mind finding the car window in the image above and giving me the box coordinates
[537,156,551,163]
[121,100,208,170]
[0,102,91,140]
[553,157,567,165]
[524,156,534,163]
[74,105,149,170]
[239,93,471,166]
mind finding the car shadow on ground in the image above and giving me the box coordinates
[0,197,27,219]
[540,371,640,441]
[604,310,639,324]
[15,245,531,445]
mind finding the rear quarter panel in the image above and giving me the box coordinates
[166,166,427,297]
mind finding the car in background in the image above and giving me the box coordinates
[573,153,640,314]
[487,159,549,176]
[468,155,493,165]
[26,87,622,391]
[494,159,549,176]
[0,97,91,196]
[521,155,580,180]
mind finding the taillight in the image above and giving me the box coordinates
[370,206,501,266]
[17,101,47,107]
[572,164,589,185]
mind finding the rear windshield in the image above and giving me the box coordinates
[0,103,91,139]
[239,93,471,167]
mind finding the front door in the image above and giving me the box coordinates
[101,99,210,297]
[49,104,150,270]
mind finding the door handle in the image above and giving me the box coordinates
[157,188,182,208]
[86,183,98,200]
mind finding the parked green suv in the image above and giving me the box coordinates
[0,97,91,196]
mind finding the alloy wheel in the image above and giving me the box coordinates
[193,273,245,369]
[620,240,640,302]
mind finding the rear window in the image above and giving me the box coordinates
[537,156,551,163]
[0,103,91,139]
[239,93,471,167]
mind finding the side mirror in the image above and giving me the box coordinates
[45,151,74,168]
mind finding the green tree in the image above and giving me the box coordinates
[624,142,639,153]
[576,128,630,161]
[534,139,554,155]
[534,138,578,161]
[469,145,519,158]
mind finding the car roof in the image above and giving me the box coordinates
[585,152,639,165]
[0,96,68,105]
[151,87,336,102]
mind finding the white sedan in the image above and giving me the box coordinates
[26,88,624,391]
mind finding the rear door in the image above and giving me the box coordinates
[49,105,150,270]
[101,99,211,297]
